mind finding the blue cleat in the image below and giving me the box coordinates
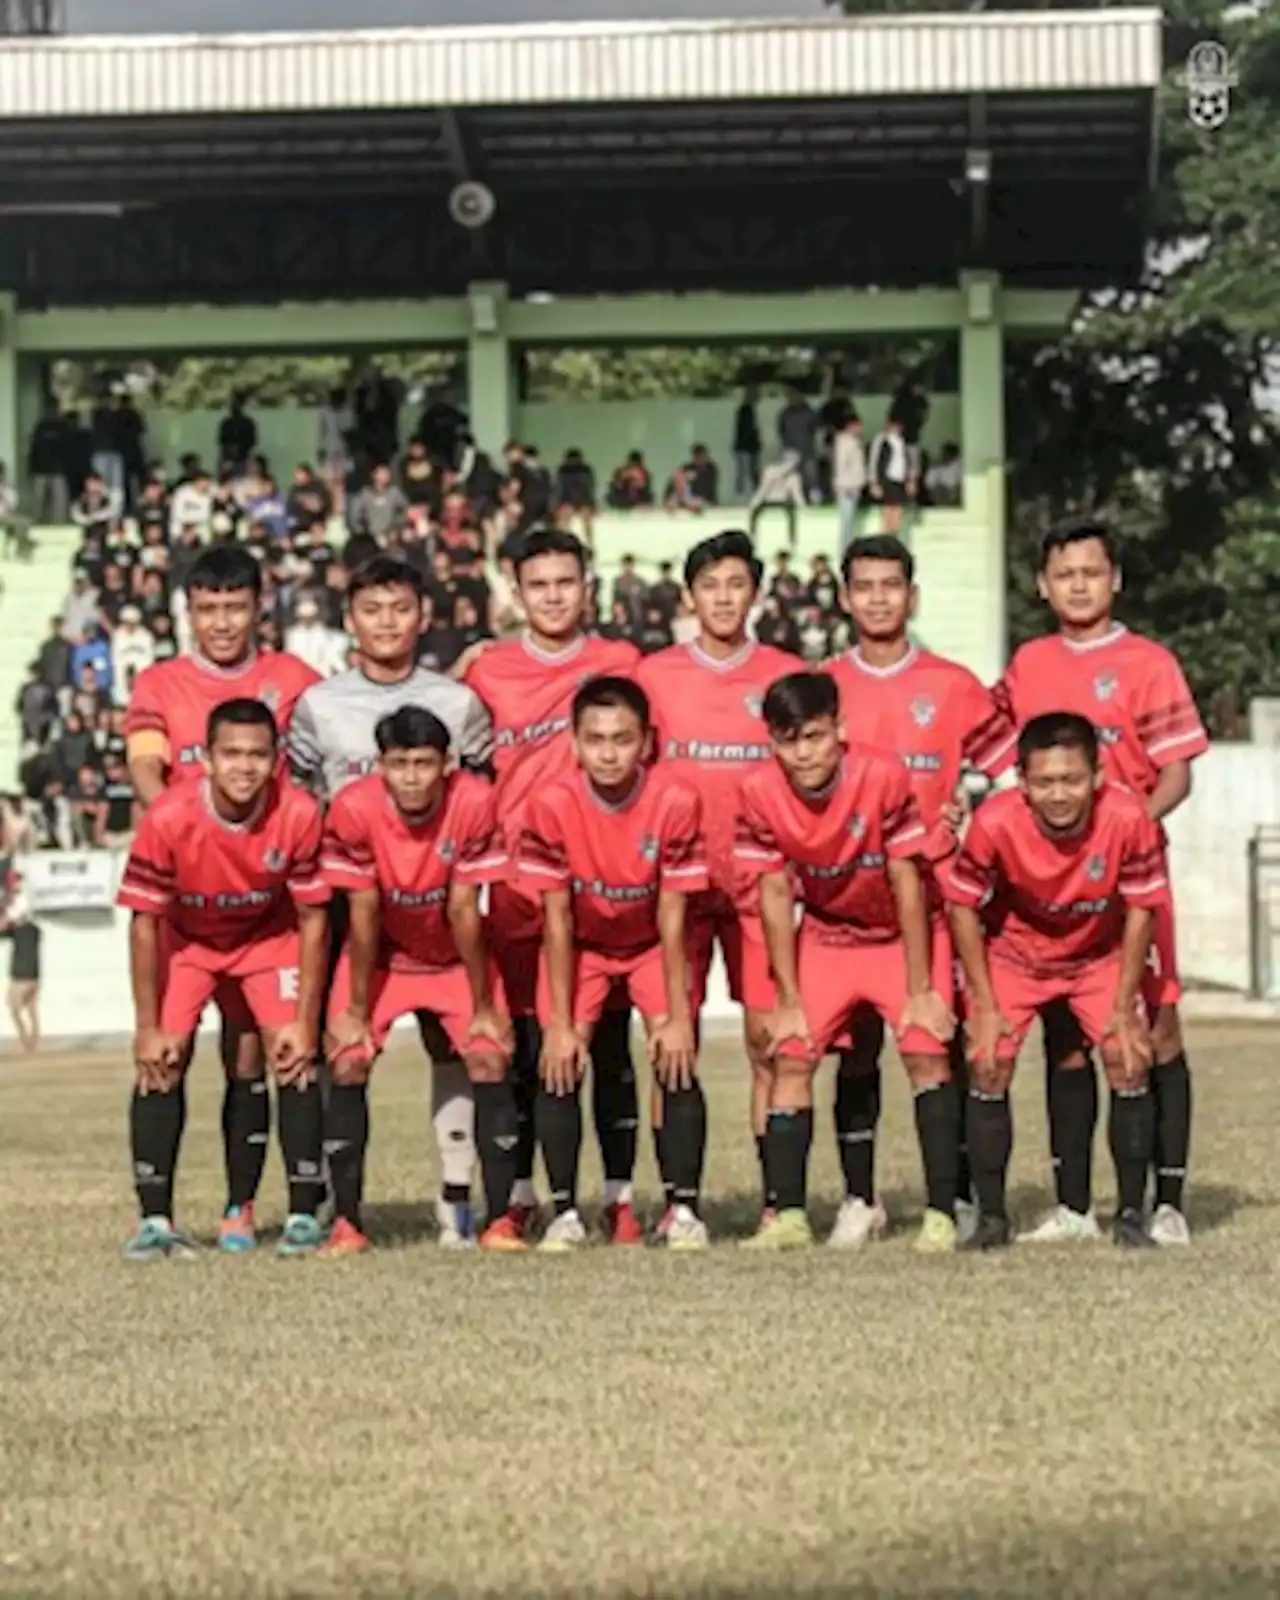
[277,1214,324,1257]
[218,1203,258,1255]
[122,1216,199,1263]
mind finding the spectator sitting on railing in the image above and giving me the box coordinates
[662,445,720,516]
[554,448,597,549]
[748,451,805,548]
[606,451,654,511]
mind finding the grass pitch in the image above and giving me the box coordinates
[2,1021,1279,1599]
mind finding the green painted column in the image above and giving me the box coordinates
[15,353,47,499]
[958,270,1008,669]
[0,293,17,499]
[466,281,513,455]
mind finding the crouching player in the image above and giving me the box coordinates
[320,707,518,1255]
[943,713,1167,1250]
[516,677,710,1252]
[117,699,330,1261]
[736,673,958,1252]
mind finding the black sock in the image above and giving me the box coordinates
[130,1084,186,1219]
[324,1083,369,1230]
[1152,1052,1192,1211]
[913,1080,960,1218]
[536,1086,582,1215]
[590,1011,639,1185]
[834,1065,880,1204]
[222,1078,270,1210]
[763,1108,813,1212]
[1050,1061,1098,1214]
[511,1018,541,1186]
[755,1132,778,1210]
[474,1078,520,1226]
[654,1122,673,1207]
[661,1081,707,1214]
[966,1090,1012,1222]
[277,1080,324,1216]
[949,1036,973,1202]
[1109,1085,1155,1217]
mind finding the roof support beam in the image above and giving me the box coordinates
[438,108,482,183]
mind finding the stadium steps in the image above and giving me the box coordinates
[0,524,82,783]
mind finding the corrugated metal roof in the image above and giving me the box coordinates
[0,11,1162,119]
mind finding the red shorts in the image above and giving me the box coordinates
[778,924,954,1060]
[328,953,510,1060]
[160,929,300,1039]
[989,954,1162,1061]
[1149,895,1183,1008]
[688,892,775,1013]
[537,945,678,1031]
[488,883,541,1017]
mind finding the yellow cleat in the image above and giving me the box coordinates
[914,1208,958,1254]
[740,1207,814,1252]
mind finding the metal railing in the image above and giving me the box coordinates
[1247,826,1280,1000]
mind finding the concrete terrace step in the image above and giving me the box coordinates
[0,524,82,781]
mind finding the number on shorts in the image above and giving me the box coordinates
[278,967,300,1001]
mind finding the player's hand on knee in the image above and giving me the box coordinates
[764,1001,812,1060]
[1105,1005,1152,1088]
[648,1016,697,1088]
[964,1003,1011,1068]
[468,1003,514,1057]
[326,1008,373,1065]
[541,1022,588,1095]
[133,1026,180,1092]
[270,1023,316,1087]
[900,988,955,1045]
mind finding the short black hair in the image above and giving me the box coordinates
[347,553,425,602]
[684,529,763,590]
[375,706,451,756]
[763,671,839,736]
[513,525,587,579]
[207,697,278,748]
[572,675,651,731]
[186,544,262,599]
[341,534,381,573]
[1017,711,1099,769]
[1038,516,1118,571]
[841,534,915,587]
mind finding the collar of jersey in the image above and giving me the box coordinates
[687,638,754,673]
[384,783,445,831]
[1059,624,1128,655]
[848,643,918,679]
[191,647,258,680]
[581,766,647,814]
[520,630,585,665]
[201,777,268,834]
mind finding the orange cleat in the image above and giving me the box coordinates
[508,1202,540,1242]
[480,1214,529,1253]
[319,1217,371,1258]
[605,1200,645,1246]
[217,1203,257,1255]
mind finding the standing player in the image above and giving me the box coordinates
[461,527,643,1244]
[994,519,1207,1245]
[735,673,958,1251]
[636,530,796,1226]
[943,714,1166,1250]
[515,678,710,1251]
[125,544,320,1254]
[320,707,519,1255]
[287,554,494,1248]
[822,534,1017,1248]
[117,700,330,1261]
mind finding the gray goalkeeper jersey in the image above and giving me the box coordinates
[287,664,493,801]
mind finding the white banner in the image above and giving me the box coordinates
[20,851,118,913]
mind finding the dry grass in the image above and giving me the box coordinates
[2,1021,1279,1599]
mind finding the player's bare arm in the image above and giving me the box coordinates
[649,887,696,1087]
[450,638,496,682]
[1146,759,1192,824]
[127,737,168,810]
[128,912,180,1090]
[540,887,588,1093]
[889,856,954,1044]
[328,887,379,1062]
[271,902,328,1086]
[447,879,512,1053]
[1108,903,1156,1083]
[758,869,810,1057]
[947,902,1012,1081]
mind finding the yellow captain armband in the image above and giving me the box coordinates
[127,731,171,765]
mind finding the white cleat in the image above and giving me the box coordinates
[1019,1204,1102,1244]
[1148,1204,1192,1247]
[827,1196,889,1250]
[954,1198,980,1248]
[665,1206,710,1252]
[538,1209,588,1253]
[436,1198,478,1251]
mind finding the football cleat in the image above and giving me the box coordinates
[122,1216,196,1263]
[954,1198,980,1248]
[1114,1209,1158,1250]
[479,1214,529,1253]
[1148,1204,1192,1247]
[437,1198,478,1251]
[508,1202,540,1242]
[538,1209,588,1253]
[277,1214,324,1257]
[913,1208,958,1254]
[827,1196,888,1251]
[218,1203,257,1255]
[319,1218,371,1257]
[963,1213,1015,1252]
[665,1206,710,1252]
[655,1203,676,1243]
[605,1200,645,1246]
[1020,1204,1102,1244]
[741,1207,813,1251]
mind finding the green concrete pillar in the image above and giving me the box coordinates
[959,270,1008,669]
[466,281,513,455]
[15,353,47,499]
[0,292,17,498]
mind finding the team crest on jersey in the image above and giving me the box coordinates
[744,692,764,719]
[848,814,868,843]
[1093,673,1118,702]
[910,696,936,729]
[263,848,286,872]
[437,838,456,864]
[1085,854,1107,882]
[639,834,660,863]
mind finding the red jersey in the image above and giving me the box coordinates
[943,785,1169,978]
[824,646,1016,860]
[117,779,328,950]
[125,650,321,786]
[636,639,796,895]
[320,773,505,972]
[735,748,928,946]
[515,766,707,957]
[993,627,1208,799]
